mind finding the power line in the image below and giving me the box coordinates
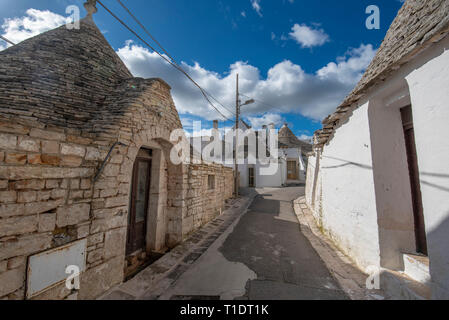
[0,35,15,46]
[115,0,235,117]
[116,0,178,65]
[97,0,233,121]
[203,90,235,116]
[116,0,235,118]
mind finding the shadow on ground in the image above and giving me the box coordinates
[220,187,348,300]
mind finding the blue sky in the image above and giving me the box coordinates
[0,0,404,140]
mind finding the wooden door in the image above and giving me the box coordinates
[126,157,152,255]
[287,161,297,180]
[248,167,255,187]
[401,106,428,255]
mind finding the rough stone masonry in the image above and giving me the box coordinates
[0,16,233,300]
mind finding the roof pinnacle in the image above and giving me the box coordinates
[84,0,98,17]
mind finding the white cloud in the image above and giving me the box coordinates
[0,9,376,123]
[297,134,313,143]
[289,23,329,48]
[118,41,260,120]
[0,9,67,50]
[118,41,376,121]
[251,0,263,17]
[317,45,376,84]
[241,11,246,18]
[247,113,285,129]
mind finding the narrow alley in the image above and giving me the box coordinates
[155,187,348,300]
[1,0,448,305]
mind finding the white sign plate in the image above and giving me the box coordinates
[26,239,87,299]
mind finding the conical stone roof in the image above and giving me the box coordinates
[0,16,132,129]
[278,124,312,153]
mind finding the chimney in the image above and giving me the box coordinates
[262,125,267,130]
[269,123,275,130]
[213,120,219,130]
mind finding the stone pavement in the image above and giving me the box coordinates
[159,186,348,300]
[213,186,348,300]
[100,187,386,300]
[98,194,256,300]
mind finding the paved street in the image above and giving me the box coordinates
[159,187,348,300]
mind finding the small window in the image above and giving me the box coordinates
[208,175,215,190]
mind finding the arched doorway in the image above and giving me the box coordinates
[368,80,427,270]
[124,141,185,279]
[125,147,157,278]
[126,148,152,257]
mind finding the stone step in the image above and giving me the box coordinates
[403,253,431,283]
[380,269,431,300]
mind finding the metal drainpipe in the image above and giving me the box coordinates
[93,141,128,183]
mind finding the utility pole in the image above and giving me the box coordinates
[233,74,254,197]
[235,73,239,197]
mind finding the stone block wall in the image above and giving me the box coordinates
[0,119,104,299]
[0,116,139,300]
[183,162,234,237]
[0,78,234,300]
[0,15,235,299]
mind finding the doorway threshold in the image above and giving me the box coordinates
[124,251,167,281]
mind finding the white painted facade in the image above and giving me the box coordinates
[306,102,381,270]
[191,120,308,188]
[282,147,307,182]
[230,143,306,188]
[306,35,449,299]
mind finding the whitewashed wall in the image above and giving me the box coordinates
[238,163,250,188]
[306,35,449,298]
[236,162,284,188]
[305,151,322,224]
[319,103,381,270]
[368,93,416,270]
[280,159,287,186]
[305,153,317,206]
[255,161,283,188]
[306,103,381,270]
[406,39,449,299]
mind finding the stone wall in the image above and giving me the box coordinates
[0,119,98,300]
[183,162,234,237]
[0,78,234,300]
[0,16,234,300]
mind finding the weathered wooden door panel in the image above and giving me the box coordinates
[401,106,428,255]
[287,161,297,180]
